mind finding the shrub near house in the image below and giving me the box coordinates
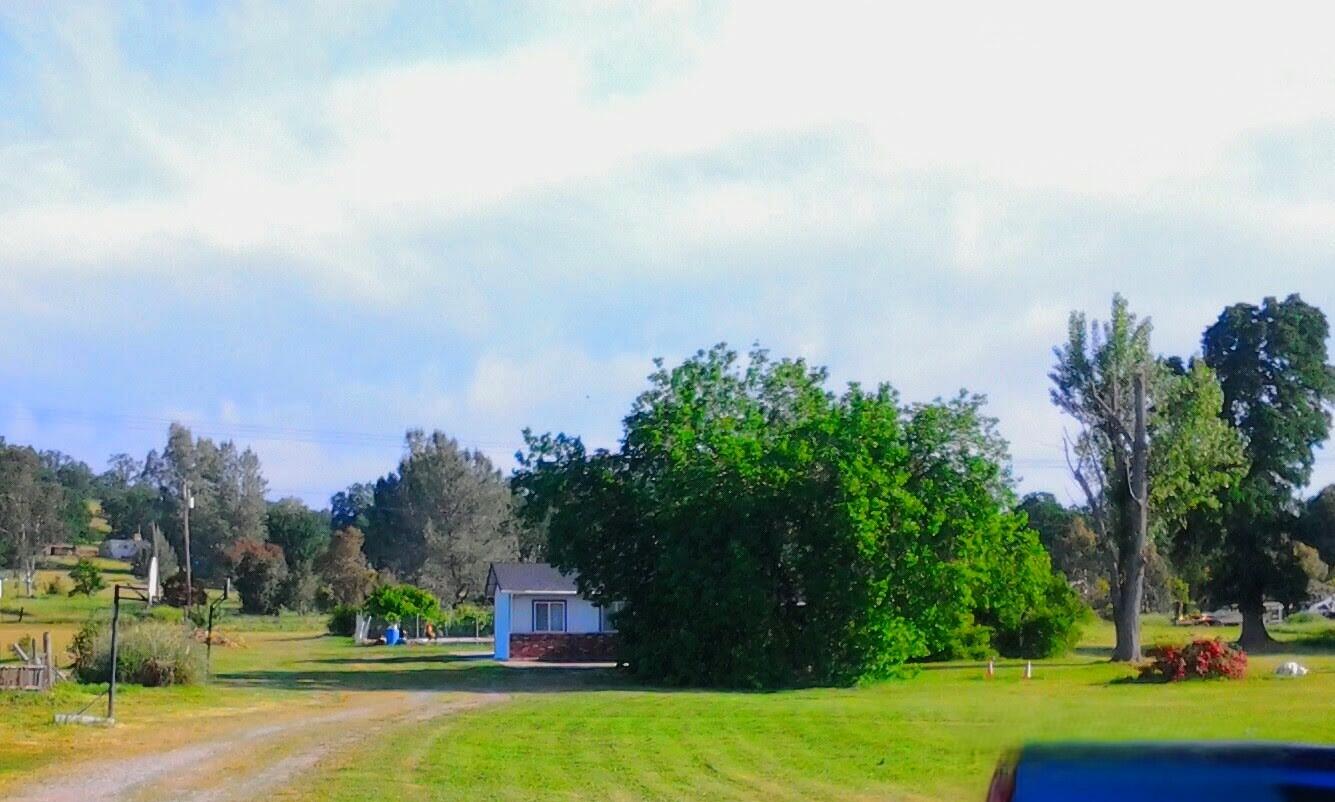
[363,583,440,627]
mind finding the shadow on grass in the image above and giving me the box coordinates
[1265,628,1335,655]
[306,653,493,666]
[916,660,1099,671]
[1127,627,1335,657]
[1074,645,1111,659]
[215,652,630,694]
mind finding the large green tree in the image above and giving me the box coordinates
[225,539,288,615]
[330,482,374,531]
[515,345,1080,688]
[145,423,268,580]
[96,453,161,541]
[1201,294,1335,647]
[316,527,378,607]
[265,498,331,612]
[1051,296,1244,661]
[363,431,521,602]
[37,451,96,542]
[266,498,329,569]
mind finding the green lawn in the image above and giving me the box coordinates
[5,575,1335,802]
[279,618,1335,802]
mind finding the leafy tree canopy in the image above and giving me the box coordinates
[362,431,522,603]
[316,526,378,608]
[1200,294,1335,644]
[265,498,329,569]
[330,482,374,531]
[224,539,288,615]
[0,442,69,594]
[515,344,1081,688]
[145,423,269,580]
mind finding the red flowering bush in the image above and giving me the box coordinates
[1138,638,1247,682]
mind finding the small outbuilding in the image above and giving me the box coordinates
[485,562,618,662]
[98,537,142,560]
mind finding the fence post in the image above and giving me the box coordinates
[42,632,52,690]
[108,586,121,720]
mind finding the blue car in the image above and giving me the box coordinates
[988,743,1335,801]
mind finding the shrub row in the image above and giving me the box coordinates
[325,586,494,638]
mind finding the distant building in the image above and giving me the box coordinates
[485,562,618,662]
[99,537,142,561]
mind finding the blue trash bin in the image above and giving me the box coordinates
[385,624,400,645]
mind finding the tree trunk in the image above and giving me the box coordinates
[1111,372,1150,663]
[1112,552,1145,661]
[1238,601,1274,651]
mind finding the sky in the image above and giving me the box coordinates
[1,1,1333,507]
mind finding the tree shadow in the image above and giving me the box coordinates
[916,660,1100,672]
[1074,645,1112,659]
[1263,632,1335,655]
[306,653,493,666]
[215,652,631,694]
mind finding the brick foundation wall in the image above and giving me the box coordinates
[509,633,617,662]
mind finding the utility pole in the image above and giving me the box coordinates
[182,479,194,615]
[108,585,122,720]
[106,584,151,722]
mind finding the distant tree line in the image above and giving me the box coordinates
[0,423,531,618]
[0,440,139,595]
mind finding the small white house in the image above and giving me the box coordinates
[486,562,618,662]
[99,538,142,560]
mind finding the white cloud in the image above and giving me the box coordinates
[2,2,1334,504]
[9,1,1335,289]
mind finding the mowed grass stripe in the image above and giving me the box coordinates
[284,643,1335,802]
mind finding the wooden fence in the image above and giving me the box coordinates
[2,631,57,692]
[0,664,53,691]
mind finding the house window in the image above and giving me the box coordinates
[533,600,566,633]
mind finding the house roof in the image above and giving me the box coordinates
[486,562,579,597]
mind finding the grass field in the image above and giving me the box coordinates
[4,564,1335,801]
[275,618,1335,802]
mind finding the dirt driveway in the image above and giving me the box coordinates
[7,691,507,802]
